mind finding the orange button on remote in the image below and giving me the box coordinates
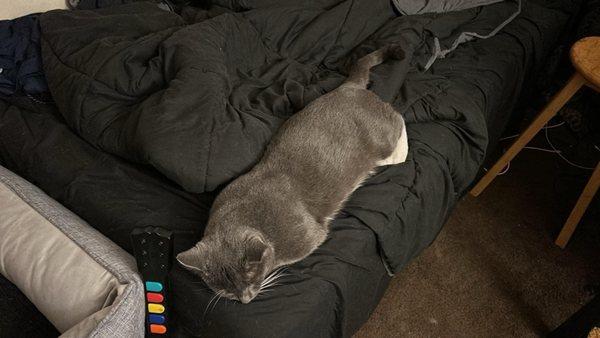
[147,292,164,303]
[150,324,167,334]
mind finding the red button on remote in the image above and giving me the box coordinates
[147,292,164,303]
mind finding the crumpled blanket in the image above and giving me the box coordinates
[393,0,522,69]
[39,0,515,194]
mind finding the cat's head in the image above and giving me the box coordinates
[177,230,275,303]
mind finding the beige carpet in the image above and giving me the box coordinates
[356,149,600,337]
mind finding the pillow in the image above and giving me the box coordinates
[0,0,68,20]
[0,165,144,337]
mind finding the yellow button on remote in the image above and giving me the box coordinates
[148,303,165,314]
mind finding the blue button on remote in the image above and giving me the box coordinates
[145,281,163,292]
[149,314,166,324]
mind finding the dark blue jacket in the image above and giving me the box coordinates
[0,14,48,96]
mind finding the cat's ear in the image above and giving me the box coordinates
[245,235,268,263]
[244,235,269,278]
[177,241,208,273]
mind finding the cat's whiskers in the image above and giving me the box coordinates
[192,288,211,294]
[210,291,224,313]
[260,274,278,288]
[261,275,287,289]
[260,270,283,288]
[259,268,288,294]
[258,283,282,293]
[203,290,223,317]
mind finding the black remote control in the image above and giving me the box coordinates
[131,227,173,337]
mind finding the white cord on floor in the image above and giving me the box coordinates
[483,160,511,175]
[499,121,565,141]
[498,161,510,175]
[485,122,597,175]
[544,126,596,170]
[523,146,560,154]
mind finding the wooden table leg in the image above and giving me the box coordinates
[555,162,600,248]
[470,73,587,197]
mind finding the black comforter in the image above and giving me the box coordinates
[0,0,578,336]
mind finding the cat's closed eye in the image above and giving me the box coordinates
[244,267,259,280]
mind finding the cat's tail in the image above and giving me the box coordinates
[343,44,405,89]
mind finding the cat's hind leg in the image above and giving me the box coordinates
[377,125,408,166]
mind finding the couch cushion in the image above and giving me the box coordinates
[1,0,67,20]
[0,165,144,337]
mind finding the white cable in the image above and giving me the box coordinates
[483,161,510,175]
[499,121,565,141]
[485,122,596,175]
[523,146,560,153]
[499,135,518,141]
[497,161,510,175]
[544,126,596,170]
[545,121,566,129]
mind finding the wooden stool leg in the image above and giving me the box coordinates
[555,162,600,248]
[470,73,587,197]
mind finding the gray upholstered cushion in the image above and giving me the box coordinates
[0,165,144,338]
[1,0,67,20]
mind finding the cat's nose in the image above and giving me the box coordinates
[239,290,255,304]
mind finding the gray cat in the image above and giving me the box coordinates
[177,45,408,304]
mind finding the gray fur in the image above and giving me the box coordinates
[177,45,408,303]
